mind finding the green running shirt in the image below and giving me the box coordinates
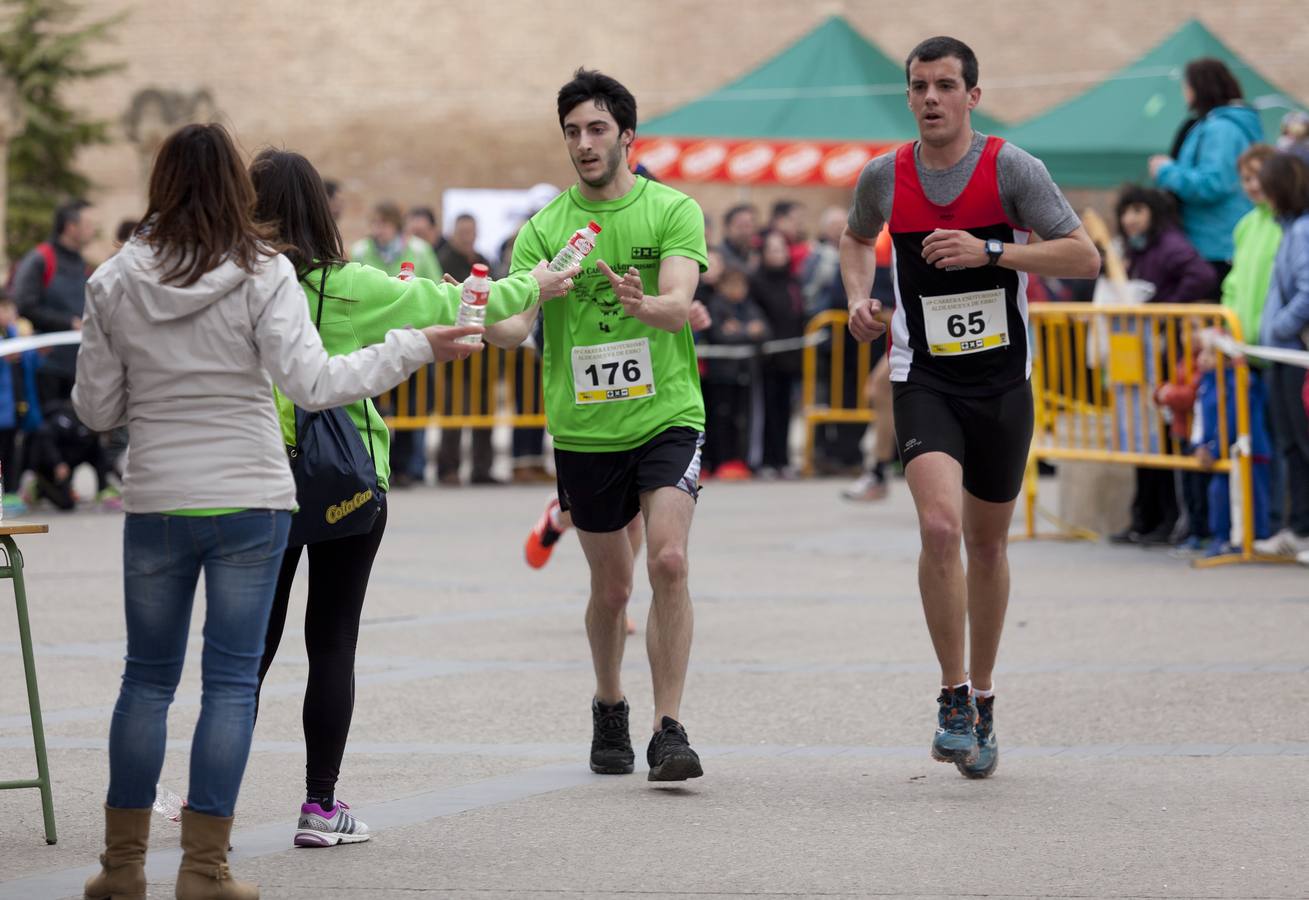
[511,177,707,452]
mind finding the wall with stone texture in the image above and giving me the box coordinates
[56,0,1309,259]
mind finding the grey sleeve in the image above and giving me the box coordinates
[997,144,1082,239]
[847,153,895,239]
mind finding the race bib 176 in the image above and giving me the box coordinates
[571,338,657,404]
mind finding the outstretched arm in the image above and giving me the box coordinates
[598,256,699,333]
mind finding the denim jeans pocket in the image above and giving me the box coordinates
[123,515,173,576]
[213,509,291,566]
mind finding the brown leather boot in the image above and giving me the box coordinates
[84,805,151,900]
[174,808,257,900]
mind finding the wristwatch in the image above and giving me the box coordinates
[985,238,1004,266]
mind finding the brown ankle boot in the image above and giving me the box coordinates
[84,805,151,900]
[174,808,258,900]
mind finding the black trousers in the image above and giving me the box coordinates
[1267,363,1309,535]
[1129,466,1179,536]
[761,366,798,470]
[256,500,388,797]
[703,380,750,472]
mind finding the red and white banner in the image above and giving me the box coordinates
[630,137,897,186]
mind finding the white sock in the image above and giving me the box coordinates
[548,503,565,530]
[973,686,995,700]
[945,680,972,693]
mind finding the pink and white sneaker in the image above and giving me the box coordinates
[294,800,370,847]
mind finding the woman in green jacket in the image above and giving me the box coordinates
[248,149,575,848]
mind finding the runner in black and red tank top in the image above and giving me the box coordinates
[838,36,1100,779]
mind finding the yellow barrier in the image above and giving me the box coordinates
[800,309,877,476]
[1026,302,1257,565]
[377,346,547,431]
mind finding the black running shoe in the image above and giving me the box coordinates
[590,698,635,774]
[646,716,704,782]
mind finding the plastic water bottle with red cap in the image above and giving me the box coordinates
[549,221,601,271]
[454,263,491,344]
[396,261,416,282]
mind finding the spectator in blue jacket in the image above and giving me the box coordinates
[1253,152,1309,558]
[1191,344,1272,556]
[1150,58,1263,280]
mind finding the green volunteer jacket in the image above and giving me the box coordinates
[275,261,540,490]
[350,236,444,281]
[1221,203,1281,349]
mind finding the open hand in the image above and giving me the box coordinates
[421,324,485,362]
[531,260,581,300]
[847,297,886,343]
[596,260,645,316]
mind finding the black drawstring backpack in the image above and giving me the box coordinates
[286,267,383,546]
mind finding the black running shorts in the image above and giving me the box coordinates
[555,427,704,533]
[891,380,1034,504]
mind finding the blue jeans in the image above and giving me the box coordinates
[106,510,290,817]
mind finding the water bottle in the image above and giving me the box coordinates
[548,221,601,272]
[454,263,491,345]
[153,784,184,821]
[396,261,416,282]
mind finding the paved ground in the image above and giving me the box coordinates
[0,476,1306,899]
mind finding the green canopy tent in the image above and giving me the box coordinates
[631,16,1005,186]
[999,19,1305,188]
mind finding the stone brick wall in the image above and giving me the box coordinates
[58,0,1309,259]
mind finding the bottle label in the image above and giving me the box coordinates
[570,234,594,256]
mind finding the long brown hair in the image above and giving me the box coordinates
[249,148,346,281]
[137,123,280,287]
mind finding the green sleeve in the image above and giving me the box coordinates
[661,197,709,271]
[510,220,551,277]
[344,262,540,346]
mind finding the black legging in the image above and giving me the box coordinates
[256,500,388,798]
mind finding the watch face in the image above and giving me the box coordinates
[987,239,1003,254]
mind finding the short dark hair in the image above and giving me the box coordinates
[1184,58,1244,117]
[1258,152,1309,218]
[770,201,799,222]
[249,148,346,280]
[724,204,756,228]
[1115,184,1179,243]
[407,206,436,227]
[53,199,90,240]
[373,201,404,230]
[454,212,476,226]
[557,68,637,137]
[905,36,979,91]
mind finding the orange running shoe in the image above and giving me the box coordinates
[525,498,568,569]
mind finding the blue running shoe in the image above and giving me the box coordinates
[956,694,997,778]
[931,685,978,764]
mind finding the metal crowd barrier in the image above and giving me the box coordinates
[1025,303,1257,565]
[799,310,877,476]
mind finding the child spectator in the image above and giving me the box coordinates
[1222,145,1282,345]
[703,266,769,478]
[1110,186,1217,546]
[1192,345,1273,555]
[22,397,117,511]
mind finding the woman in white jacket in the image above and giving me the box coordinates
[73,123,483,900]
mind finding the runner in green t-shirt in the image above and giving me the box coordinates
[504,69,708,782]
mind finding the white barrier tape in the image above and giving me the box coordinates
[1207,331,1309,369]
[0,330,833,363]
[0,330,82,355]
[693,331,828,360]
